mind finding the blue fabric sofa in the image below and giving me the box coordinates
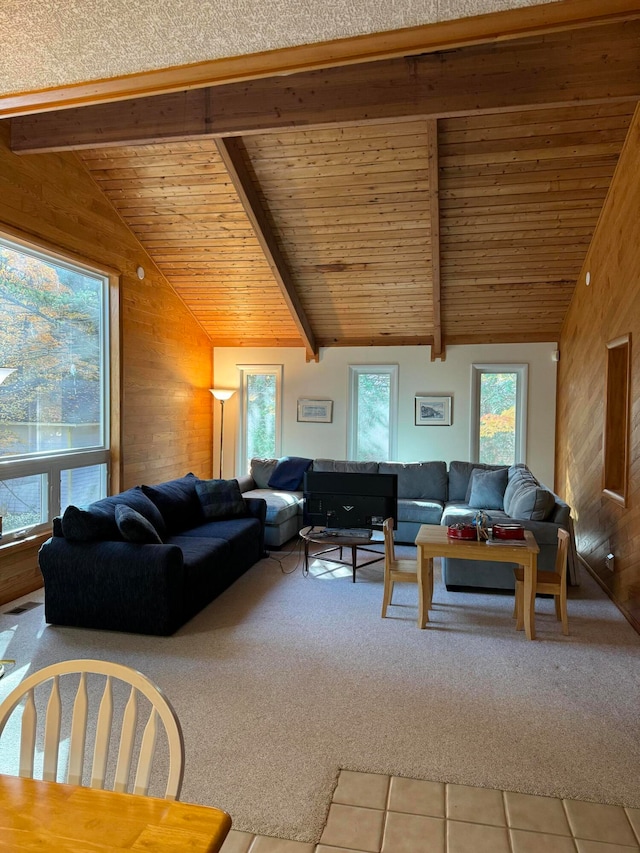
[38,473,266,636]
[240,457,575,591]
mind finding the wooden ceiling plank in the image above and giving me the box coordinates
[10,21,640,153]
[214,136,318,360]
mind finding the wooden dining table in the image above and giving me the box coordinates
[0,773,232,852]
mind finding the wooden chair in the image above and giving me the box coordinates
[0,659,184,800]
[513,528,571,635]
[382,518,424,622]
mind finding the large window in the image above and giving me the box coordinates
[0,234,111,540]
[348,365,398,461]
[471,364,528,466]
[239,365,282,473]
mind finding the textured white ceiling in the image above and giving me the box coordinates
[0,0,557,96]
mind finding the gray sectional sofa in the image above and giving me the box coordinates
[240,457,576,591]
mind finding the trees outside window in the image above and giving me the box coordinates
[471,364,528,466]
[239,365,282,473]
[348,365,398,461]
[0,235,110,538]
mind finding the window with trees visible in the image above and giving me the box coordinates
[239,365,282,473]
[0,234,111,540]
[471,364,528,466]
[348,365,398,461]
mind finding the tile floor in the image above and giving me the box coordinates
[220,770,640,853]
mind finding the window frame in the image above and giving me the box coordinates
[0,228,120,542]
[237,364,283,475]
[347,364,399,461]
[470,363,528,466]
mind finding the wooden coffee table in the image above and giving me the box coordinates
[300,526,384,582]
[414,524,540,639]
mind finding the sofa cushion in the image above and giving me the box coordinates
[448,461,508,502]
[141,473,204,534]
[267,456,313,490]
[61,487,166,542]
[115,505,163,544]
[195,478,246,519]
[397,498,444,525]
[466,467,509,510]
[506,481,556,521]
[312,459,379,474]
[241,488,302,524]
[441,503,509,527]
[251,458,279,489]
[503,465,556,520]
[378,461,447,501]
[503,463,530,511]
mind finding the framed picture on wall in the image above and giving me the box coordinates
[415,395,452,426]
[297,399,333,423]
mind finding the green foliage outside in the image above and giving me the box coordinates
[479,372,517,465]
[0,243,104,530]
[246,373,276,460]
[356,373,390,460]
[0,244,103,458]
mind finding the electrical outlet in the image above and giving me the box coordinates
[605,553,615,572]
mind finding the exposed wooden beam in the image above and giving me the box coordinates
[1,0,639,119]
[214,137,319,361]
[427,119,444,362]
[11,20,640,153]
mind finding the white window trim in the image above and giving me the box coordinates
[0,230,113,540]
[470,363,528,464]
[237,364,283,474]
[347,364,399,461]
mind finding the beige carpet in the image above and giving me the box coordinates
[1,542,640,842]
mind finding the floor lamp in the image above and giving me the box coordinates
[210,389,235,478]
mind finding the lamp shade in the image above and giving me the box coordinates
[0,368,15,385]
[210,389,235,401]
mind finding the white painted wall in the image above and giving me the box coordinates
[213,342,558,487]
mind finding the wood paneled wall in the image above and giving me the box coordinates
[0,124,213,604]
[556,103,640,631]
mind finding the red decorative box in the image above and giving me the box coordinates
[492,523,525,540]
[447,524,477,540]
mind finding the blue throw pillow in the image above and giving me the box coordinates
[61,504,118,542]
[267,456,313,490]
[195,478,246,519]
[115,505,163,544]
[466,467,509,510]
[141,473,203,534]
[60,487,166,542]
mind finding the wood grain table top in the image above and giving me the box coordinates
[415,524,539,561]
[0,773,232,852]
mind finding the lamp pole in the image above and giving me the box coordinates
[210,389,236,479]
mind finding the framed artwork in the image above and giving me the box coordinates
[415,395,452,426]
[297,399,333,423]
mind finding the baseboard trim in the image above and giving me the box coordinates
[577,552,640,636]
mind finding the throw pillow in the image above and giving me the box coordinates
[115,505,163,544]
[466,467,509,510]
[250,458,279,489]
[195,478,246,519]
[141,473,203,534]
[62,504,118,542]
[60,488,168,542]
[267,456,313,490]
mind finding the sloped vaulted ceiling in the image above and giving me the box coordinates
[5,9,640,359]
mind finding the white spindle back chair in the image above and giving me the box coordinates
[0,659,184,800]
